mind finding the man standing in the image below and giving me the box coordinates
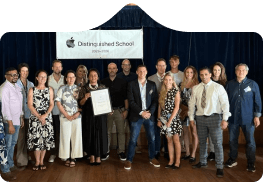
[16,63,34,170]
[1,67,24,181]
[48,60,64,162]
[188,67,231,178]
[101,63,128,161]
[117,59,141,154]
[167,55,184,86]
[117,59,137,82]
[224,63,261,172]
[124,65,159,170]
[148,58,167,159]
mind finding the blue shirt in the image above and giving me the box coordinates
[226,77,262,125]
[17,79,34,119]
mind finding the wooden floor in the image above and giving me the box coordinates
[3,146,263,182]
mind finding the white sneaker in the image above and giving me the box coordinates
[48,155,56,162]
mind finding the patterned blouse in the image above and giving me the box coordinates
[55,84,80,118]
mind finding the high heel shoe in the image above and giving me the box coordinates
[165,163,174,169]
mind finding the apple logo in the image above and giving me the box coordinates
[66,37,75,48]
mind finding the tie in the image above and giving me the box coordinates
[201,85,206,108]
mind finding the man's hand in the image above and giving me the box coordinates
[254,117,260,128]
[220,120,228,130]
[8,121,16,135]
[21,117,24,128]
[122,110,128,120]
[142,111,151,119]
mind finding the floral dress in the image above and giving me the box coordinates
[27,87,55,151]
[160,87,183,136]
[0,103,7,165]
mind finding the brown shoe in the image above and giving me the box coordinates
[1,172,17,181]
[124,161,132,170]
[150,158,160,167]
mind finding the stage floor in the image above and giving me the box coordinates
[4,146,263,182]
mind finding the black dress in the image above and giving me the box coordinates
[78,84,108,157]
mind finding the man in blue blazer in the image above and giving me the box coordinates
[124,65,160,170]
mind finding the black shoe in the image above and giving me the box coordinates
[165,163,174,169]
[172,165,180,170]
[192,162,208,169]
[118,152,127,161]
[224,158,237,168]
[181,155,190,160]
[101,152,109,161]
[189,157,196,163]
[207,152,215,161]
[247,163,256,172]
[216,169,224,177]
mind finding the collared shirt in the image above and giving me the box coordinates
[188,80,231,121]
[138,80,147,111]
[226,77,262,125]
[1,81,23,125]
[101,77,127,107]
[55,84,81,118]
[17,78,34,119]
[168,70,184,85]
[117,72,138,83]
[48,73,64,115]
[148,73,163,93]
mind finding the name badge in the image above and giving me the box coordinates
[244,86,251,92]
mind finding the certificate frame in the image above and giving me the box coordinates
[90,88,112,116]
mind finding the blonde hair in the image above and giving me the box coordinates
[76,65,88,85]
[159,73,177,109]
[180,65,199,90]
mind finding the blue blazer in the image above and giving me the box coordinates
[127,79,158,122]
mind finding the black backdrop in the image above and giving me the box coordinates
[1,6,263,95]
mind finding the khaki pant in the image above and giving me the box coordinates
[107,108,125,154]
[16,119,29,167]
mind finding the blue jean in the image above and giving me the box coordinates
[127,118,155,162]
[228,123,256,164]
[154,123,161,155]
[0,123,20,173]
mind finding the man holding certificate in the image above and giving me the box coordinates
[101,63,128,161]
[124,65,159,170]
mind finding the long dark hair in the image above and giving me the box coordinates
[211,62,227,86]
[35,69,49,87]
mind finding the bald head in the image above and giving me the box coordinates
[108,62,118,78]
[121,59,131,74]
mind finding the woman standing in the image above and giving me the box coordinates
[75,65,88,87]
[78,68,108,165]
[207,62,227,161]
[27,70,55,171]
[157,73,182,169]
[179,66,199,163]
[56,70,83,167]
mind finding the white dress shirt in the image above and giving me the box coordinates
[188,80,231,121]
[138,80,147,115]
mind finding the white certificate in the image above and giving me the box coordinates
[90,88,112,116]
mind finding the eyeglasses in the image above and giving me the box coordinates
[122,64,130,66]
[6,73,19,77]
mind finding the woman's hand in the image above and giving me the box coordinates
[166,121,171,128]
[85,93,91,100]
[157,121,162,128]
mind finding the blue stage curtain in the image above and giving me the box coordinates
[0,6,262,96]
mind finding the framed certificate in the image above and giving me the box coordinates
[90,88,112,116]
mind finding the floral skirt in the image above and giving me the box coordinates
[27,114,55,151]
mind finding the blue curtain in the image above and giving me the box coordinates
[0,6,262,95]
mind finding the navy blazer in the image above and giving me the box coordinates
[127,79,158,122]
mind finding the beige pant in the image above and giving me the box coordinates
[16,119,29,167]
[107,108,125,154]
[59,116,83,159]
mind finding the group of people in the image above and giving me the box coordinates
[0,55,261,181]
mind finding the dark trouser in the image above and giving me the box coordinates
[50,115,60,155]
[154,123,161,155]
[16,119,29,167]
[228,123,256,164]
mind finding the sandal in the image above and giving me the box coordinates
[69,159,76,168]
[65,159,70,167]
[33,165,40,171]
[39,165,46,170]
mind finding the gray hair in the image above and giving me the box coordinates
[235,63,249,72]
